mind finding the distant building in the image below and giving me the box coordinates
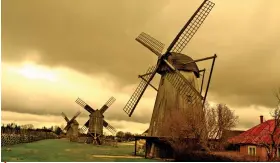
[142,128,149,136]
[228,116,280,160]
[221,129,244,140]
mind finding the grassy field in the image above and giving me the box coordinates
[1,139,157,162]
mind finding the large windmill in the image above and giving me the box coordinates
[123,0,217,157]
[75,97,117,145]
[61,111,81,141]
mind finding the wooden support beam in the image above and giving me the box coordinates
[138,75,158,91]
[199,69,206,95]
[202,54,217,107]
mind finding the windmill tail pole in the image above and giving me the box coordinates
[200,69,206,95]
[202,54,217,107]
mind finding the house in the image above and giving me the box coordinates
[228,116,280,160]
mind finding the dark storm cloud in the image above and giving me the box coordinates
[2,0,280,110]
[2,0,171,85]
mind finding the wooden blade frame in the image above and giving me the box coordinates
[80,126,88,133]
[103,119,117,135]
[166,0,215,54]
[100,97,116,114]
[123,65,158,117]
[61,112,70,122]
[75,98,96,113]
[136,32,165,57]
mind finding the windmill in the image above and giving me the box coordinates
[61,111,81,141]
[123,0,217,157]
[75,97,117,145]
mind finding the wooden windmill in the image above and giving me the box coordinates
[123,0,217,157]
[61,111,81,141]
[75,97,117,145]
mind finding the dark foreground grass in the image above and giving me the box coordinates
[1,139,157,162]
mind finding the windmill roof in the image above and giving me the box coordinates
[142,128,149,134]
[72,120,79,125]
[228,119,280,145]
[158,52,200,78]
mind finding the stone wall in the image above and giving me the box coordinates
[1,132,58,146]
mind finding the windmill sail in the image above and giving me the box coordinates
[136,32,165,57]
[61,112,70,122]
[167,0,215,53]
[123,66,157,117]
[103,120,117,135]
[165,70,203,107]
[75,98,95,113]
[100,97,116,114]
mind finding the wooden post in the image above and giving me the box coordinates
[134,138,137,156]
[145,139,148,159]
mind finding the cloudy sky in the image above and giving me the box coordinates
[2,0,280,134]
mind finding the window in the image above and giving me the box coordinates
[248,146,256,156]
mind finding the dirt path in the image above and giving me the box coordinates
[92,155,143,159]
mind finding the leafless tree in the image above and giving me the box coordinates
[206,103,239,140]
[160,102,238,157]
[258,89,280,161]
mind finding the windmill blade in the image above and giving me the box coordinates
[103,119,117,135]
[136,32,165,57]
[165,69,203,108]
[80,125,88,133]
[123,65,158,117]
[69,111,81,123]
[166,0,215,54]
[63,111,81,131]
[75,98,96,113]
[61,112,70,122]
[84,119,90,128]
[100,97,116,114]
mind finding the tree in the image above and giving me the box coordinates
[159,102,238,160]
[21,124,34,129]
[258,89,280,161]
[124,132,133,141]
[116,131,124,138]
[206,103,239,140]
[54,126,63,135]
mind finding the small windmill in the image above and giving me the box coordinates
[123,0,217,157]
[75,97,117,145]
[61,111,81,141]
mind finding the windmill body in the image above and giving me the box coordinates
[149,53,201,137]
[88,110,104,135]
[66,120,79,137]
[76,97,117,145]
[61,111,81,142]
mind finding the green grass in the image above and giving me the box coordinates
[1,139,157,162]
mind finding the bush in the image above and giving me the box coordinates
[174,151,235,162]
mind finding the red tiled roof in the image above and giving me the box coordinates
[228,119,280,145]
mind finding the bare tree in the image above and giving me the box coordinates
[258,89,280,161]
[160,102,238,158]
[206,103,239,140]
